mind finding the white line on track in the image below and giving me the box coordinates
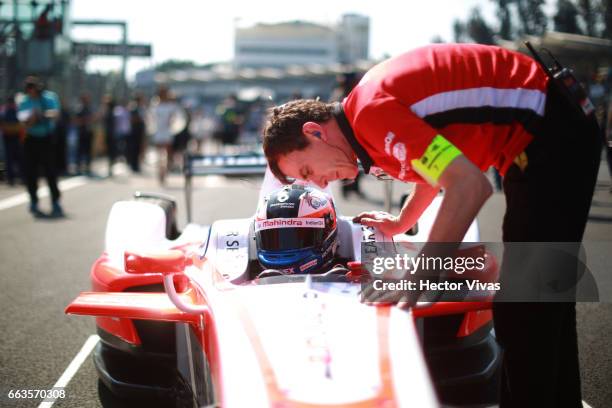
[0,176,88,212]
[37,334,100,408]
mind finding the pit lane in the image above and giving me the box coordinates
[0,159,610,408]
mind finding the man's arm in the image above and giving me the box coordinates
[397,182,440,231]
[17,101,39,127]
[43,108,59,120]
[42,91,60,120]
[354,182,439,236]
[428,155,492,242]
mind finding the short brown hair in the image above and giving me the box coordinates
[263,99,334,183]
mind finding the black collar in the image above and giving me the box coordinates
[332,102,373,174]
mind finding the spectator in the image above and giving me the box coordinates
[75,93,94,175]
[242,97,268,145]
[1,95,24,186]
[214,94,242,145]
[151,86,180,184]
[188,106,207,153]
[126,93,146,173]
[101,95,117,178]
[17,76,63,217]
[54,98,70,176]
[172,104,191,168]
[113,100,131,163]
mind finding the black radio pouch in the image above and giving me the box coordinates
[525,41,595,120]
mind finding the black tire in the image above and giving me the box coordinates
[98,379,175,408]
[133,192,180,239]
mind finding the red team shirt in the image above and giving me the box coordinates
[341,44,550,183]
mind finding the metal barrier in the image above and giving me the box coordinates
[183,152,268,222]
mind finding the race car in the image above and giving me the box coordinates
[66,157,500,407]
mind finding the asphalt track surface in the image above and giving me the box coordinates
[0,158,610,408]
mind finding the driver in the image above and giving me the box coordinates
[254,184,338,274]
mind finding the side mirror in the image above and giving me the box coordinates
[124,249,208,315]
[124,249,189,275]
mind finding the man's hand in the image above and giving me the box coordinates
[353,183,439,237]
[353,211,409,236]
[360,274,422,309]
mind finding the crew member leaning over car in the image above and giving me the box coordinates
[262,44,600,408]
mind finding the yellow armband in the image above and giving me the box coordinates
[410,135,462,185]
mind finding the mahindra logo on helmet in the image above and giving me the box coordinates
[255,218,325,231]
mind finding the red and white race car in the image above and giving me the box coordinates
[66,158,500,407]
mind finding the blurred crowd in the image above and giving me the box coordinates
[0,76,288,217]
[0,72,366,196]
[0,79,279,190]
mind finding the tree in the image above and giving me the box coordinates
[554,0,583,34]
[602,0,612,39]
[516,0,548,35]
[466,7,497,44]
[453,19,468,42]
[578,0,597,36]
[494,0,515,40]
[155,60,196,72]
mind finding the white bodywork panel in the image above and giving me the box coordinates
[186,267,438,407]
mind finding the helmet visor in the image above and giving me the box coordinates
[257,228,327,251]
[255,218,326,251]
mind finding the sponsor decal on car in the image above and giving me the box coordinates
[299,258,319,272]
[255,218,325,231]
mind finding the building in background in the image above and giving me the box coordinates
[336,14,369,65]
[134,14,371,106]
[235,21,337,69]
[136,60,376,107]
[135,14,374,105]
[234,14,369,69]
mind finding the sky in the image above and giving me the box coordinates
[71,0,499,80]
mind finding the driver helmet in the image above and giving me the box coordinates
[255,184,338,274]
